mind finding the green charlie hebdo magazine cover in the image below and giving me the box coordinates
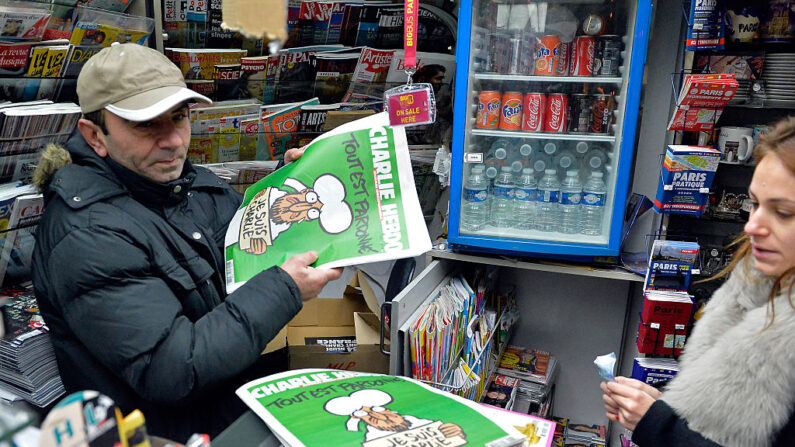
[236,369,527,447]
[224,113,431,293]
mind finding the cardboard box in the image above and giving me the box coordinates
[263,270,390,374]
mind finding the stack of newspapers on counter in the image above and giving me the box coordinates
[0,284,65,406]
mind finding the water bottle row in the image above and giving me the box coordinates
[476,138,611,183]
[461,163,607,235]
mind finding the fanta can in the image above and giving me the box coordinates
[499,92,523,131]
[476,90,502,129]
[534,35,561,76]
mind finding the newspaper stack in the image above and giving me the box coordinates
[0,285,65,407]
[496,346,558,418]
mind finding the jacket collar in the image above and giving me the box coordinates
[48,129,225,209]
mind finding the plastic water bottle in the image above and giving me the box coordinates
[514,168,537,230]
[507,145,525,174]
[543,142,557,156]
[582,171,607,235]
[536,169,560,232]
[584,148,608,172]
[560,170,583,234]
[574,141,590,156]
[554,150,578,175]
[461,164,489,231]
[491,166,515,229]
[485,144,509,179]
[531,153,552,174]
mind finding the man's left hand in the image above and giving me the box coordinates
[284,146,306,164]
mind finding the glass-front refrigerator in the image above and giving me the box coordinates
[448,0,652,257]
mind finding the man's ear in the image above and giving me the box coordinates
[77,117,108,157]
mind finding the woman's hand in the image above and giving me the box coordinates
[601,376,661,431]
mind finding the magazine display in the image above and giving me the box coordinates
[224,112,430,293]
[70,6,154,47]
[236,368,527,447]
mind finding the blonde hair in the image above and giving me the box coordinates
[711,117,795,325]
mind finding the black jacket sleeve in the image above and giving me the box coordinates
[632,400,723,447]
[47,225,302,404]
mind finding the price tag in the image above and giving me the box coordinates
[385,83,435,127]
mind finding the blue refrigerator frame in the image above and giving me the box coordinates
[447,0,654,258]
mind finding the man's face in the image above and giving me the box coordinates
[271,189,323,224]
[100,104,191,183]
[429,72,444,92]
[355,406,409,432]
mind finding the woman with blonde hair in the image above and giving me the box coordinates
[601,116,795,447]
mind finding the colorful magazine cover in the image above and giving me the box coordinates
[236,368,526,447]
[224,112,431,293]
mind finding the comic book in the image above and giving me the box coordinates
[224,112,431,293]
[236,368,526,447]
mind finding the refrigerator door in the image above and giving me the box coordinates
[449,0,652,257]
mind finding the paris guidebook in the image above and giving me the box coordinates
[224,112,431,293]
[235,368,528,447]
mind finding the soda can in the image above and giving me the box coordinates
[534,35,561,76]
[595,35,622,77]
[489,32,511,74]
[544,93,569,133]
[476,90,502,129]
[590,94,614,133]
[555,40,571,76]
[571,36,596,76]
[522,92,546,132]
[508,37,523,74]
[570,94,592,133]
[499,91,523,131]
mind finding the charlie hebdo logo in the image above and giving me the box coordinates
[238,175,352,255]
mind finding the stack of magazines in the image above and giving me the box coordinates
[496,346,558,418]
[0,284,65,407]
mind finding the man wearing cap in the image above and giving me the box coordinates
[31,43,341,440]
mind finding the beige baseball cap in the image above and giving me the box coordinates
[76,43,211,121]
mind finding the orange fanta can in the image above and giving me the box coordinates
[534,35,561,76]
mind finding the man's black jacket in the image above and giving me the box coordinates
[31,130,302,440]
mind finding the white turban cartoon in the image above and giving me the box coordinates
[324,389,394,432]
[313,174,352,234]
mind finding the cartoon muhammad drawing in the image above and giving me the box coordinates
[238,175,352,255]
[324,389,466,444]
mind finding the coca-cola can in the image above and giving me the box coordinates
[590,93,614,133]
[522,92,547,132]
[595,35,622,77]
[570,94,591,133]
[555,40,571,76]
[571,36,596,76]
[544,93,569,133]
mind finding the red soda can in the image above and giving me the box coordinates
[499,91,523,130]
[476,90,502,129]
[571,36,596,76]
[522,92,546,132]
[544,93,569,133]
[534,35,561,75]
[590,93,613,133]
[555,40,571,76]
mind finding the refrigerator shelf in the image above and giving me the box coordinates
[474,73,623,84]
[472,129,616,142]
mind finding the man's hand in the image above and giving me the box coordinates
[280,251,342,301]
[284,146,307,164]
[600,376,661,431]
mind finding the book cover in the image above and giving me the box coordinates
[631,357,679,386]
[637,321,687,356]
[36,45,69,101]
[643,239,700,292]
[343,47,394,102]
[325,1,348,44]
[373,7,403,49]
[295,0,317,47]
[275,47,318,103]
[297,103,340,145]
[236,368,526,447]
[694,53,764,80]
[60,45,103,78]
[240,55,269,101]
[313,52,359,103]
[640,291,694,326]
[354,3,386,47]
[225,112,431,292]
[497,346,553,384]
[338,3,362,47]
[0,193,42,286]
[653,145,720,216]
[259,97,320,160]
[285,0,304,47]
[482,374,520,409]
[206,0,240,48]
[312,1,334,46]
[172,48,247,81]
